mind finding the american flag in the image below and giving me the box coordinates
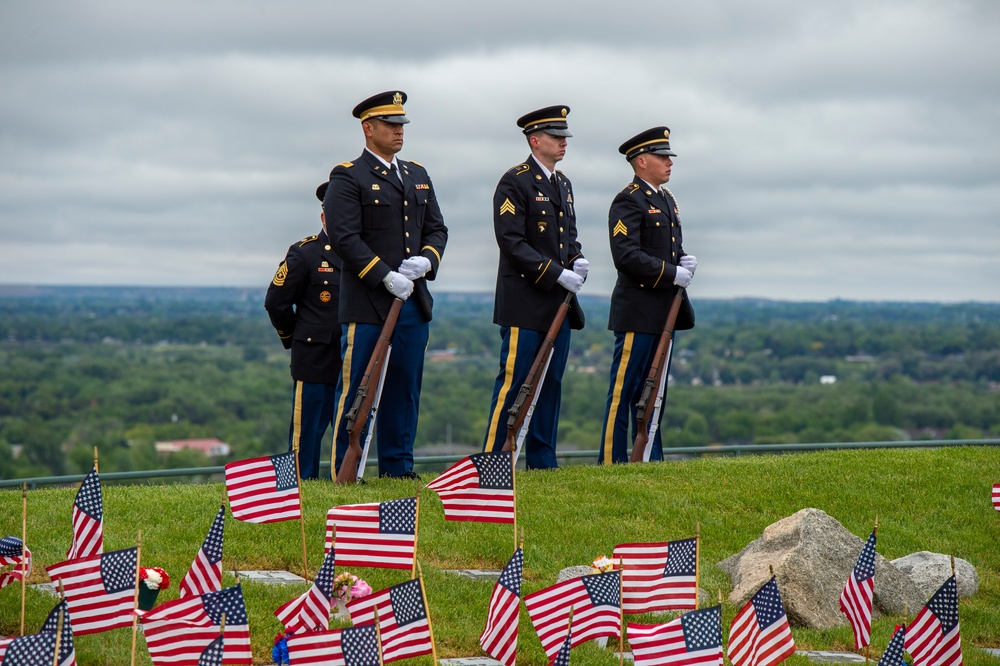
[425,451,515,523]
[66,466,103,559]
[553,617,573,666]
[197,635,224,666]
[627,606,723,666]
[613,538,697,613]
[39,599,77,666]
[905,575,962,666]
[285,625,381,666]
[523,570,621,662]
[727,578,796,666]
[224,452,301,523]
[327,497,417,570]
[877,626,906,666]
[479,547,523,666]
[347,578,434,664]
[0,536,31,590]
[275,547,336,633]
[45,547,137,636]
[179,505,226,598]
[0,600,76,666]
[140,584,252,665]
[839,530,876,649]
[992,484,999,512]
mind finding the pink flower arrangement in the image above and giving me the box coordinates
[139,566,171,590]
[332,571,371,604]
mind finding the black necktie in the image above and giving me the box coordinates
[390,163,401,184]
[550,174,560,203]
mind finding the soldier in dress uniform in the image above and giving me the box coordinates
[264,181,343,479]
[599,126,697,464]
[324,90,448,479]
[482,105,587,470]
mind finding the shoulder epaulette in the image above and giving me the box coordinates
[336,161,354,169]
[407,160,424,167]
[297,234,319,247]
[508,163,531,176]
[624,183,641,195]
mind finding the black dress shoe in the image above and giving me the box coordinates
[391,471,421,480]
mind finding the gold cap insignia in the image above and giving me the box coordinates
[561,108,568,117]
[393,92,403,105]
[664,129,670,138]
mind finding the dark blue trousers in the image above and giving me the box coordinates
[287,380,337,479]
[482,321,570,470]
[598,331,675,464]
[332,298,428,478]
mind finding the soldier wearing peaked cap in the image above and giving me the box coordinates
[264,182,343,479]
[599,126,697,465]
[482,105,587,470]
[323,90,448,479]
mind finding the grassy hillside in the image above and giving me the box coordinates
[1,447,998,665]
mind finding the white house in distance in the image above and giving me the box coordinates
[154,438,231,457]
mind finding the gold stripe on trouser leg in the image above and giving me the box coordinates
[330,323,355,480]
[485,327,520,450]
[601,332,634,464]
[292,380,304,453]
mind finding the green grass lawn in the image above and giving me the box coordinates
[2,446,998,665]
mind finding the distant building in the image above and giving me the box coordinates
[819,375,837,385]
[154,438,231,457]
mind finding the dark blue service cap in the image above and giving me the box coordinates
[619,126,676,160]
[517,105,572,137]
[352,90,410,124]
[316,181,328,202]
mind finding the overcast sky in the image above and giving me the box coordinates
[2,1,998,302]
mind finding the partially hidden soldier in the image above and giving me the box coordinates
[599,126,697,464]
[482,105,587,470]
[264,181,343,479]
[324,90,448,479]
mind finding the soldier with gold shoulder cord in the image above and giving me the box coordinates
[323,90,448,480]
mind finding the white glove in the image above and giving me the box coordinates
[382,271,414,300]
[398,256,431,280]
[673,265,693,289]
[572,258,590,280]
[556,269,584,293]
[679,254,697,275]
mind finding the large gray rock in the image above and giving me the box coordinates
[718,508,926,629]
[891,552,979,599]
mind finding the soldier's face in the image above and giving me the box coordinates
[364,119,405,157]
[648,153,673,184]
[532,132,567,165]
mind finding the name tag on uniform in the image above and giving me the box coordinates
[415,184,430,190]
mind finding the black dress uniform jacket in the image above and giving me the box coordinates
[608,177,695,334]
[325,151,448,325]
[493,157,585,331]
[264,230,343,384]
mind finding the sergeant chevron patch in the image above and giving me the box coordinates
[613,220,628,237]
[272,262,288,287]
[499,198,516,215]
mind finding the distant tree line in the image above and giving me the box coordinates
[1,287,997,480]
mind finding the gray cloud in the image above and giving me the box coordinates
[1,0,998,302]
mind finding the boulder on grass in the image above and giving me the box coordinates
[717,508,926,629]
[891,552,978,599]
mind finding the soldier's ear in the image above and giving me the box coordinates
[321,211,327,233]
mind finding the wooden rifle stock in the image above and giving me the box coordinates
[629,288,685,463]
[335,298,403,484]
[501,291,575,452]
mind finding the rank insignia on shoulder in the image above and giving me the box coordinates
[409,160,424,167]
[272,262,288,287]
[415,184,430,190]
[613,220,628,237]
[537,221,548,233]
[499,198,516,215]
[338,161,354,168]
[372,184,380,190]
